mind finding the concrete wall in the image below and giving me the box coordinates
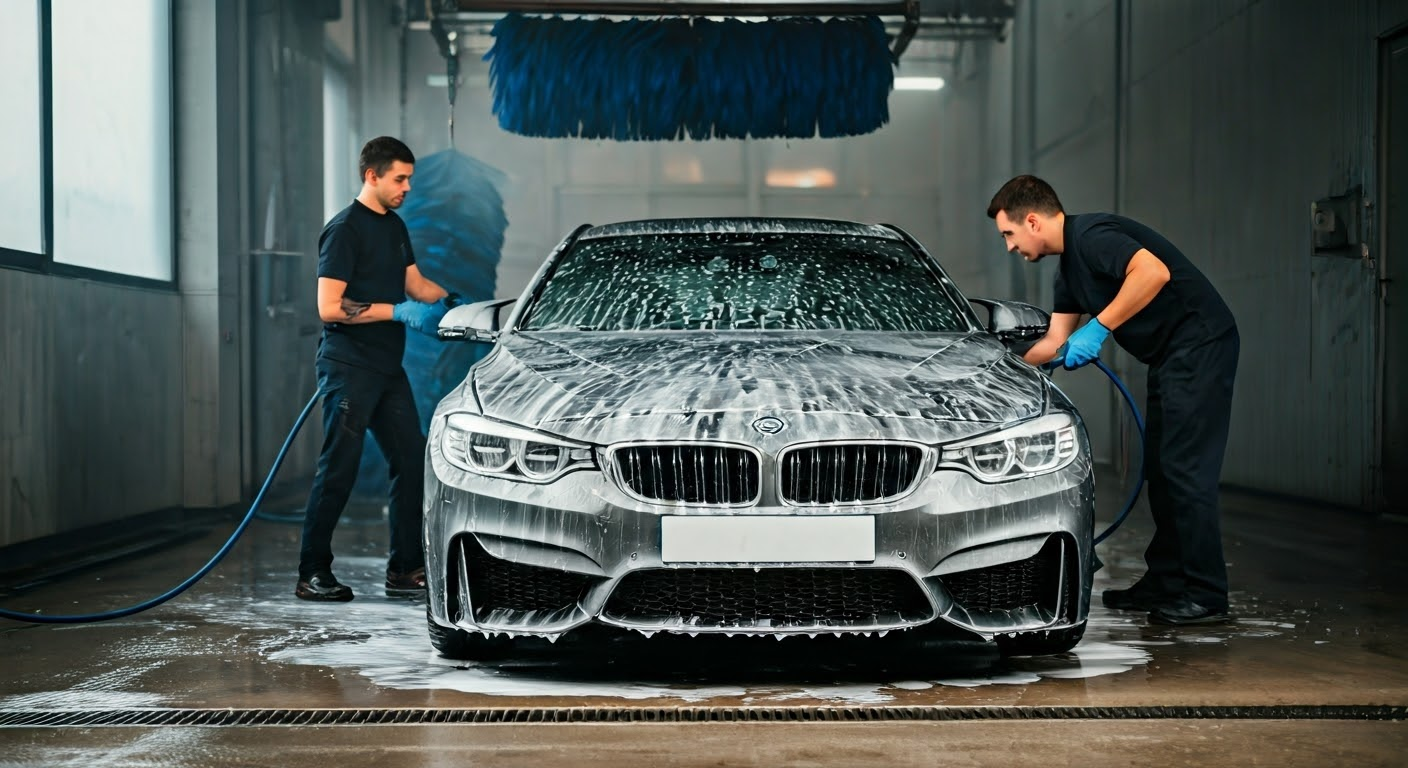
[943,0,1408,507]
[0,273,184,546]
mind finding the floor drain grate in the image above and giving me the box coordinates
[1,705,1404,727]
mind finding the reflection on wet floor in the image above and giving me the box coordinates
[2,487,1407,716]
[228,562,1325,704]
[203,562,1155,704]
[0,552,1312,711]
[4,490,1407,768]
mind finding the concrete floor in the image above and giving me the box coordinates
[1,476,1406,766]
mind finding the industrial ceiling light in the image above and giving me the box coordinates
[764,169,838,188]
[893,76,945,91]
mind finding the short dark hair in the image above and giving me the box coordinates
[359,136,415,180]
[987,175,1064,220]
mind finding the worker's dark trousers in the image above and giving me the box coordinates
[299,357,426,579]
[1141,328,1240,610]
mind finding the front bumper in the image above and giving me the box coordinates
[424,429,1095,640]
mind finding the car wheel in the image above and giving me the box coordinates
[426,605,514,660]
[995,622,1086,658]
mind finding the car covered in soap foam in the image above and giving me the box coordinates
[425,217,1094,658]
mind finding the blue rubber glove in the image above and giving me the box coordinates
[392,299,450,336]
[1062,318,1111,370]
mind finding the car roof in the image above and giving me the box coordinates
[577,217,905,241]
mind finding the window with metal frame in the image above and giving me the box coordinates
[50,0,174,284]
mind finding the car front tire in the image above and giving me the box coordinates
[426,605,514,660]
[995,622,1086,658]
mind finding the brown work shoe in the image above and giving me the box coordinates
[295,572,355,602]
[385,566,427,596]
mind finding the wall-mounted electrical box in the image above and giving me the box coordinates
[1311,187,1362,255]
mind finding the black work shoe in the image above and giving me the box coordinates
[385,566,427,596]
[1149,599,1230,626]
[295,572,354,602]
[1102,581,1174,611]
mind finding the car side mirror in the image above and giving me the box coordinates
[969,298,1050,354]
[438,298,517,343]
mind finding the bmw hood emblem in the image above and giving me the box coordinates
[752,417,786,435]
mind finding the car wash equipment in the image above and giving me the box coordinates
[468,0,920,140]
[428,14,462,145]
[0,393,320,624]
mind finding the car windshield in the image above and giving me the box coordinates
[518,232,971,332]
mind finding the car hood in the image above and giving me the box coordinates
[459,331,1049,446]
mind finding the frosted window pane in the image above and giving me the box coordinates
[0,1,43,255]
[52,0,172,280]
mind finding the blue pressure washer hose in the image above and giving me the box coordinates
[1040,355,1145,546]
[1089,359,1146,545]
[0,392,320,624]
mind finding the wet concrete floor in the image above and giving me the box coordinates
[1,478,1406,766]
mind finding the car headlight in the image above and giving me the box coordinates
[440,413,596,482]
[939,413,1080,482]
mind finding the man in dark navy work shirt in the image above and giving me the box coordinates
[987,175,1239,625]
[296,136,454,602]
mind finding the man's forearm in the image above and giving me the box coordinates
[409,279,449,303]
[334,300,395,324]
[1097,272,1165,329]
[1023,337,1063,366]
[340,298,371,320]
[1096,250,1170,330]
[1022,312,1080,366]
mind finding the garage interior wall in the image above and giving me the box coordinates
[5,0,1407,550]
[0,0,397,549]
[0,0,243,549]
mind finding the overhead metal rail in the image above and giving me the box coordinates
[410,0,1014,56]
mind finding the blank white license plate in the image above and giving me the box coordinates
[660,516,875,563]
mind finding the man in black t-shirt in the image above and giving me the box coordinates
[987,175,1239,626]
[296,136,453,602]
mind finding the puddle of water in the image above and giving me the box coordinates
[0,689,166,711]
[0,722,209,768]
[1037,665,1138,679]
[930,670,1044,688]
[8,555,1306,708]
[183,590,1166,702]
[0,664,170,712]
[197,594,751,702]
[249,598,1164,699]
[760,685,898,704]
